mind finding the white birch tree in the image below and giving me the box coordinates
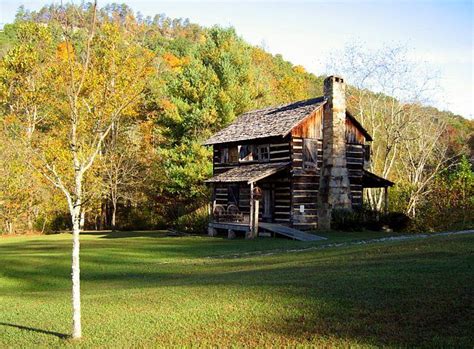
[326,43,445,212]
[0,3,154,338]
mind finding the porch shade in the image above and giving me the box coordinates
[362,170,394,188]
[205,162,290,184]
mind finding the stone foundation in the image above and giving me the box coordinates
[208,226,218,237]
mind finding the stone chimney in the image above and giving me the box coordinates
[317,75,352,230]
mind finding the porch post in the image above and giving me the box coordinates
[253,199,259,238]
[384,186,389,214]
[248,182,254,239]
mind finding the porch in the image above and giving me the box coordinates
[205,162,291,239]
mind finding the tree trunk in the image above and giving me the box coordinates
[71,204,82,339]
[111,198,117,231]
[80,209,85,230]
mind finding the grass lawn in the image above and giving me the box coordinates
[0,230,472,348]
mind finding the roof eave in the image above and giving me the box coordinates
[346,111,373,141]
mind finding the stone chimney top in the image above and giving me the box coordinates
[325,75,344,84]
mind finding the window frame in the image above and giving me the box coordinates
[238,144,256,162]
[257,144,270,162]
[219,147,229,164]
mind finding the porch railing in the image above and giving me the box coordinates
[212,204,250,224]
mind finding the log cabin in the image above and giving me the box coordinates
[204,75,394,240]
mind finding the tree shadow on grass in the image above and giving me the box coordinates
[0,322,68,339]
[80,230,191,239]
[1,235,472,347]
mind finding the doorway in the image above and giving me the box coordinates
[262,188,273,221]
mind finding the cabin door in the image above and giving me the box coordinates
[262,189,273,221]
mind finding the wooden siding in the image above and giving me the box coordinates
[291,107,323,139]
[345,118,366,144]
[290,107,366,145]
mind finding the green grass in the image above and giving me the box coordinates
[0,230,472,348]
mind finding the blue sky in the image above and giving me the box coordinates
[1,0,472,118]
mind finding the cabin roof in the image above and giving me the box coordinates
[363,170,394,187]
[205,162,290,184]
[204,97,325,145]
[203,96,372,145]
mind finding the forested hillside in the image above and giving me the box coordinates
[0,3,472,234]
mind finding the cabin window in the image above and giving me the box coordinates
[303,139,318,169]
[257,144,270,162]
[220,148,229,163]
[229,146,239,163]
[239,145,256,162]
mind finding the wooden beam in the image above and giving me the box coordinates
[248,182,254,238]
[253,199,260,238]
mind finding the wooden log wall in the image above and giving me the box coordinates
[290,137,320,230]
[214,184,229,208]
[269,140,291,162]
[238,185,251,213]
[346,143,364,207]
[290,138,365,230]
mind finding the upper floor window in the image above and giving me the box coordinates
[220,148,229,163]
[229,147,239,163]
[257,144,270,162]
[239,145,256,162]
[218,146,239,164]
[303,139,318,170]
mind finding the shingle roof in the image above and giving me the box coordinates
[203,97,326,145]
[205,162,290,184]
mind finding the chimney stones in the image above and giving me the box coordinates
[317,75,352,230]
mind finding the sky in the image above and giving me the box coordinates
[1,0,473,119]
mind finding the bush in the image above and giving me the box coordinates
[331,208,365,231]
[331,208,410,232]
[381,212,411,231]
[172,205,209,234]
[119,206,166,231]
[49,213,71,232]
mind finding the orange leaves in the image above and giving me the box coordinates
[56,41,75,62]
[162,52,189,72]
[160,99,176,112]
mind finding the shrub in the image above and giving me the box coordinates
[172,205,209,234]
[331,208,410,232]
[381,212,411,231]
[331,208,364,231]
